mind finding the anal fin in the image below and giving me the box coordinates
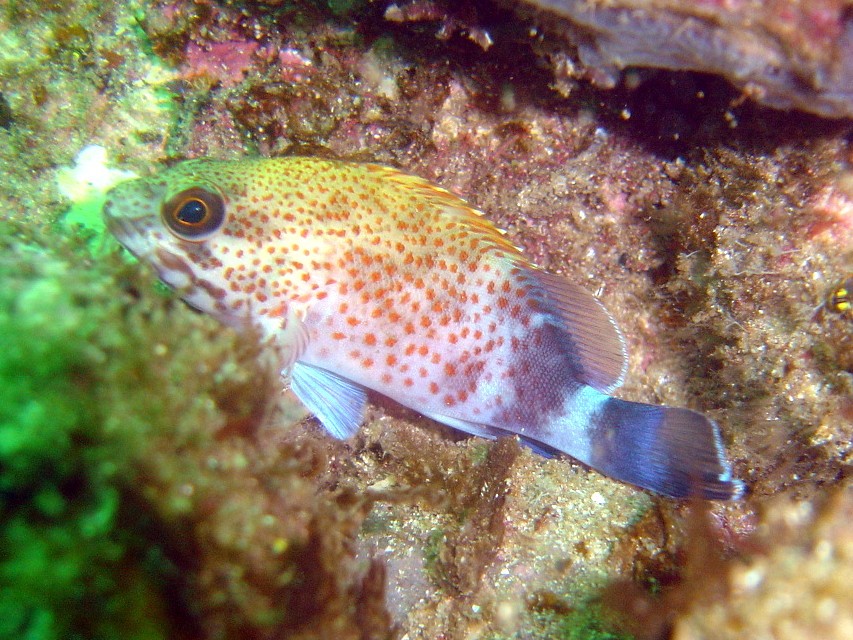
[290,361,367,439]
[421,411,501,440]
[423,412,557,458]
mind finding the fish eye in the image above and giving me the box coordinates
[162,187,226,241]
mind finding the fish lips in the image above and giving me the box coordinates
[102,180,164,260]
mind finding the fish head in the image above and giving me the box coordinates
[103,160,260,327]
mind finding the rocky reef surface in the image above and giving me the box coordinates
[511,0,853,119]
[0,1,850,638]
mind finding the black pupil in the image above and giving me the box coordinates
[177,199,207,224]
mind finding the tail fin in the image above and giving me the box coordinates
[546,391,745,500]
[589,398,744,499]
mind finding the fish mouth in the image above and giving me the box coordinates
[103,204,152,262]
[104,212,135,246]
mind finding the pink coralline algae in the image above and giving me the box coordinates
[181,40,262,87]
[808,180,853,240]
[180,40,315,89]
[513,0,853,118]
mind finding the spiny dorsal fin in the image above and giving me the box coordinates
[534,270,628,393]
[366,164,524,256]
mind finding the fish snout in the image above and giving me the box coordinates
[102,179,164,257]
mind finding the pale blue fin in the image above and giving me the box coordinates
[290,362,367,439]
[515,436,559,459]
[534,270,628,393]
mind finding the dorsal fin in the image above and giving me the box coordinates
[534,270,628,393]
[365,164,524,256]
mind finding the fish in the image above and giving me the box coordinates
[103,156,744,500]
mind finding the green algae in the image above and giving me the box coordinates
[423,527,448,584]
[555,603,632,640]
[0,217,288,639]
[0,221,180,640]
[0,217,394,639]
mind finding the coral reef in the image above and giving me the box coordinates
[0,0,850,638]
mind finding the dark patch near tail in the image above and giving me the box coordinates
[494,323,586,430]
[590,399,744,500]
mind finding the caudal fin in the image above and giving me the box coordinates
[581,398,744,500]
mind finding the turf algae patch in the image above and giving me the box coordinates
[0,0,178,226]
[643,141,852,500]
[347,416,653,639]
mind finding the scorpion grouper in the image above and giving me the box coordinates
[104,157,744,500]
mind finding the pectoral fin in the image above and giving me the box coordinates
[291,362,367,439]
